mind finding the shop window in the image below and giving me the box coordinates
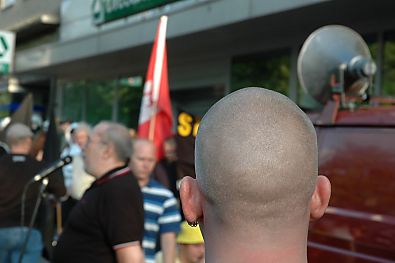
[61,78,143,128]
[86,81,113,125]
[62,80,115,125]
[171,85,224,117]
[62,82,85,122]
[231,49,291,96]
[117,77,143,129]
[383,31,395,96]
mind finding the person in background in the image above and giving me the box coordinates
[130,139,181,263]
[59,119,72,151]
[61,122,91,192]
[153,136,179,198]
[156,221,204,263]
[61,122,93,223]
[180,87,331,263]
[68,123,94,201]
[60,122,79,193]
[53,121,144,263]
[0,123,66,263]
[129,128,137,138]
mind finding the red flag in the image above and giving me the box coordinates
[138,16,173,159]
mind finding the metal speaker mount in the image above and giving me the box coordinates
[298,25,376,105]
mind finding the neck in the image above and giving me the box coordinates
[205,237,307,263]
[10,146,30,155]
[202,219,308,263]
[138,177,150,187]
[96,161,126,179]
[178,251,187,263]
[206,242,307,263]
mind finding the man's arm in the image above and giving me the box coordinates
[161,232,177,263]
[115,244,144,263]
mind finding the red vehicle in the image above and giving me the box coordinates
[308,101,395,262]
[297,26,395,262]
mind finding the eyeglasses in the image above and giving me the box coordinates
[86,136,107,146]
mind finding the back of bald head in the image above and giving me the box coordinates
[196,87,317,230]
[6,123,33,146]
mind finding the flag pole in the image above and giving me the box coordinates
[149,15,168,141]
[138,15,173,159]
[56,202,62,235]
[148,111,156,141]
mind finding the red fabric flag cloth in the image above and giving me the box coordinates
[138,16,173,160]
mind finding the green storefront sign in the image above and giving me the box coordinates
[0,30,15,75]
[92,0,184,25]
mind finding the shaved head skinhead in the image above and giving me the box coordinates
[196,87,318,231]
[180,87,331,262]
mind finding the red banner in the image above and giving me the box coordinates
[138,16,173,159]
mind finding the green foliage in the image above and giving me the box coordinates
[61,79,143,127]
[62,82,84,121]
[86,80,113,125]
[231,51,290,96]
[0,93,11,118]
[383,41,395,96]
[117,83,143,129]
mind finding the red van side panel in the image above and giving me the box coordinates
[308,126,395,262]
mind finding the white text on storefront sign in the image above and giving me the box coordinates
[92,0,183,25]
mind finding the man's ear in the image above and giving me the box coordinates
[102,143,112,159]
[179,176,203,223]
[310,175,331,221]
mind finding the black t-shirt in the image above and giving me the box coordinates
[53,166,144,263]
[0,154,66,228]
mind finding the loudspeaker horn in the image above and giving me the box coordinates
[298,25,376,104]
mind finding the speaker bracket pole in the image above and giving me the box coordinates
[330,64,347,109]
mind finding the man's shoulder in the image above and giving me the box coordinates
[143,179,175,198]
[102,171,139,190]
[143,182,174,196]
[0,154,41,166]
[0,153,12,163]
[148,179,168,189]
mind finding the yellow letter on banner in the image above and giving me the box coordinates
[193,119,200,137]
[177,112,193,137]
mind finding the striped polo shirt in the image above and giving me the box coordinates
[142,179,181,263]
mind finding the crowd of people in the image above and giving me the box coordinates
[0,87,330,263]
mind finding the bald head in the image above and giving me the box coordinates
[196,87,318,229]
[6,123,33,154]
[130,138,157,186]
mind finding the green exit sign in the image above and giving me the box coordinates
[0,30,15,75]
[92,0,183,25]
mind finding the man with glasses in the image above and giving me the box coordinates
[53,121,145,263]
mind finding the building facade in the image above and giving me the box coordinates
[0,0,395,127]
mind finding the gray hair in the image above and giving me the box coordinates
[74,122,91,135]
[96,121,132,163]
[6,123,33,146]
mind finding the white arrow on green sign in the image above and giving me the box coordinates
[92,0,184,25]
[0,30,16,75]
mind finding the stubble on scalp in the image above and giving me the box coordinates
[195,87,318,230]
